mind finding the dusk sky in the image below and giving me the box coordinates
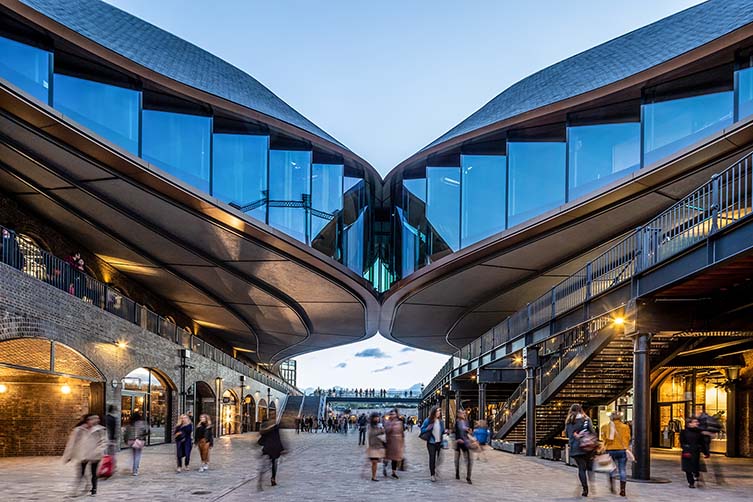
[106,0,703,390]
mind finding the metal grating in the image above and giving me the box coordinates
[53,343,101,379]
[0,338,51,371]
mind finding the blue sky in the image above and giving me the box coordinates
[106,0,703,389]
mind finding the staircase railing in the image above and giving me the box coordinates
[493,379,527,432]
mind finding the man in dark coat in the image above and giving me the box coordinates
[680,417,710,488]
[258,421,284,488]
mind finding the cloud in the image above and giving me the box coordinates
[355,348,390,359]
[334,362,347,369]
[397,361,412,366]
[400,347,415,352]
[373,365,393,373]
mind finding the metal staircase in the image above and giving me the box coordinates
[278,395,304,429]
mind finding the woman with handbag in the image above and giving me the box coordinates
[62,413,108,497]
[419,406,445,482]
[680,416,710,488]
[565,404,596,497]
[127,411,147,476]
[600,411,631,496]
[366,412,386,482]
[454,409,473,484]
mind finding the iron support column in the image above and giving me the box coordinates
[525,346,538,456]
[445,391,451,426]
[478,383,487,421]
[632,332,651,480]
[726,367,740,457]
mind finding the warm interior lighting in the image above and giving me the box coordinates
[61,384,71,394]
[0,384,7,394]
[116,340,128,349]
[513,355,523,365]
[233,346,256,353]
[613,316,625,326]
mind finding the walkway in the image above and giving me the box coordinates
[1,429,751,501]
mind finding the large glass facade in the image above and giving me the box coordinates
[142,110,212,192]
[738,66,753,121]
[212,133,268,222]
[426,167,460,255]
[643,91,733,166]
[268,150,311,243]
[461,155,506,246]
[53,74,140,155]
[345,208,366,273]
[0,35,50,104]
[567,123,640,200]
[507,142,566,227]
[310,163,344,243]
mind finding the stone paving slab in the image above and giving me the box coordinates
[0,429,751,501]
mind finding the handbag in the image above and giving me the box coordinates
[578,431,599,453]
[418,429,432,441]
[132,438,145,449]
[593,453,616,473]
[97,454,114,478]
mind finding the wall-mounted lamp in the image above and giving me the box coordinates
[613,316,625,326]
[61,384,71,395]
[111,379,119,389]
[0,384,7,394]
[115,340,128,349]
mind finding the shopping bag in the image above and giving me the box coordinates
[97,455,114,478]
[593,453,616,473]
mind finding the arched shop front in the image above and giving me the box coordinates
[242,395,256,432]
[187,381,216,428]
[268,400,277,421]
[120,367,174,447]
[0,338,104,456]
[258,398,268,423]
[221,389,240,435]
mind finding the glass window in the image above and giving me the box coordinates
[345,207,366,274]
[737,67,753,121]
[268,150,311,242]
[0,36,50,103]
[310,164,343,242]
[426,167,460,253]
[53,74,140,155]
[403,178,426,203]
[398,207,420,277]
[567,123,640,200]
[507,142,566,227]
[212,133,268,222]
[461,155,506,246]
[643,91,733,166]
[142,110,211,192]
[343,176,362,194]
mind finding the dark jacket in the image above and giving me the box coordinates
[454,419,470,450]
[106,413,117,441]
[174,424,193,447]
[258,425,284,459]
[195,423,214,447]
[680,426,709,473]
[565,415,595,457]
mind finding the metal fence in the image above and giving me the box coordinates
[423,151,753,398]
[0,224,293,394]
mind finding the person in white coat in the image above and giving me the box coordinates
[63,413,108,497]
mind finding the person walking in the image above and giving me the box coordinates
[367,412,386,482]
[680,416,710,488]
[473,419,490,461]
[62,413,108,497]
[174,414,193,473]
[565,404,597,497]
[454,409,473,484]
[384,409,405,479]
[419,406,445,482]
[600,411,631,496]
[125,411,147,476]
[195,414,214,472]
[258,420,284,488]
[358,413,368,445]
[105,405,118,461]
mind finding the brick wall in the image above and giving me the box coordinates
[0,261,288,456]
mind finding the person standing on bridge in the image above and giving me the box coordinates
[358,413,368,445]
[420,406,445,482]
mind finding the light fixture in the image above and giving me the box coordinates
[613,317,625,326]
[111,379,119,389]
[116,340,128,349]
[0,384,7,394]
[513,356,523,365]
[61,384,71,395]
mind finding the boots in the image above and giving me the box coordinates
[619,481,626,497]
[608,476,615,494]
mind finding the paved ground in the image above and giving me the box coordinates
[1,428,752,501]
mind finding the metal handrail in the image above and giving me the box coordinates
[493,379,527,431]
[425,152,753,398]
[0,224,295,395]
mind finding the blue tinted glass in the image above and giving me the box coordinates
[737,68,753,121]
[142,110,211,192]
[403,178,426,203]
[567,123,640,200]
[311,164,343,241]
[268,150,311,242]
[461,155,506,246]
[0,36,50,103]
[508,142,566,227]
[54,74,140,155]
[643,91,733,166]
[212,133,268,221]
[427,167,460,253]
[345,207,366,273]
[343,176,362,193]
[398,207,419,277]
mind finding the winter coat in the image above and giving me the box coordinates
[384,418,405,461]
[366,424,386,459]
[680,426,709,473]
[600,419,631,451]
[174,424,193,447]
[62,424,107,463]
[258,425,283,459]
[565,415,595,457]
[195,423,214,447]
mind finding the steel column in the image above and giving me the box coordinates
[478,383,487,421]
[632,333,651,480]
[525,347,538,456]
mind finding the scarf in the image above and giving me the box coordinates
[608,421,617,441]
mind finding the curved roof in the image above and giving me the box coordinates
[421,0,753,153]
[19,0,347,150]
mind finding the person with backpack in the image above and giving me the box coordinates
[62,413,108,497]
[600,411,631,496]
[565,404,596,497]
[195,414,214,472]
[419,406,445,482]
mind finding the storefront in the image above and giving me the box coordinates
[220,389,240,435]
[120,367,173,447]
[242,395,256,432]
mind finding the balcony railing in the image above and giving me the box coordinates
[0,224,294,395]
[423,152,753,399]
